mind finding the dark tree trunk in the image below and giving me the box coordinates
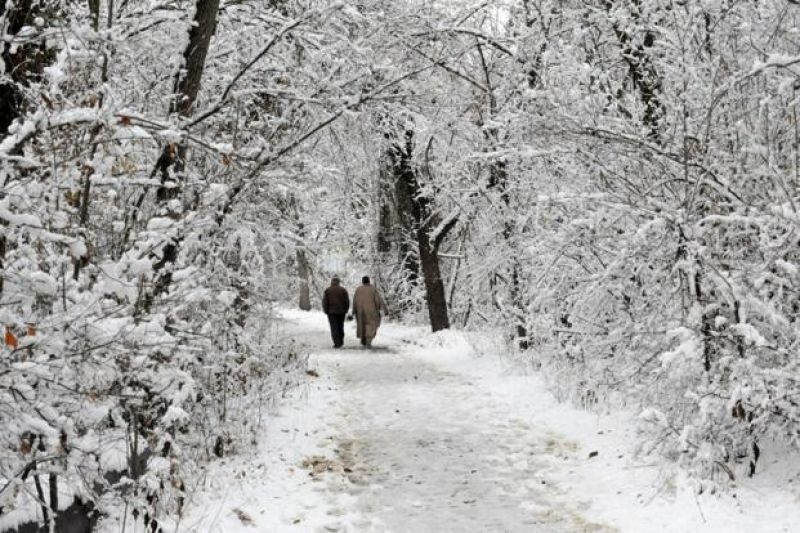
[389,148,420,284]
[488,150,529,347]
[171,0,220,118]
[88,0,100,30]
[418,225,449,332]
[156,0,220,203]
[0,0,35,135]
[284,194,312,311]
[233,278,250,328]
[297,248,311,311]
[392,130,453,332]
[73,0,112,281]
[377,196,393,254]
[0,235,5,298]
[1,2,58,300]
[0,82,22,137]
[144,0,219,312]
[603,0,664,140]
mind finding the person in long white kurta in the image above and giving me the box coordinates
[351,276,388,348]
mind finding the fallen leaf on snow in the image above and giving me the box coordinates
[233,508,254,526]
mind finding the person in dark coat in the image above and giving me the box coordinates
[322,275,349,348]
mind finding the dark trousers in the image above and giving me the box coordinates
[327,313,346,347]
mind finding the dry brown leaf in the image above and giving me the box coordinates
[5,328,18,349]
[233,508,254,526]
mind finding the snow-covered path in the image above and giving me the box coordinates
[261,310,612,532]
[298,332,602,532]
[170,310,800,533]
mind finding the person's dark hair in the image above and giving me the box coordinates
[331,275,340,284]
[362,276,370,284]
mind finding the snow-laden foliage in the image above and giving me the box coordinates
[4,0,800,529]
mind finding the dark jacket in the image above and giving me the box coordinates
[322,283,349,315]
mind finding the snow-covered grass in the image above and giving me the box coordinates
[118,309,800,532]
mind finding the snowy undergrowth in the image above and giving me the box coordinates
[86,306,308,533]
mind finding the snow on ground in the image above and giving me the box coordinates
[115,309,800,532]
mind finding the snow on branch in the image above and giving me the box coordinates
[186,4,345,129]
[432,209,460,251]
[748,54,800,77]
[0,108,100,157]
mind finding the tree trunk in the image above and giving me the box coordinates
[0,0,35,135]
[156,0,220,203]
[284,193,312,311]
[171,0,220,118]
[0,80,21,137]
[478,39,529,347]
[392,130,452,332]
[377,187,393,254]
[603,0,663,140]
[488,152,529,347]
[418,226,449,331]
[0,235,5,298]
[73,0,113,282]
[389,146,420,284]
[88,0,100,30]
[296,248,311,311]
[145,0,219,311]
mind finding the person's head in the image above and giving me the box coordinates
[362,275,370,285]
[331,275,341,285]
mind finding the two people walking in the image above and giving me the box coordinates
[322,275,387,349]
